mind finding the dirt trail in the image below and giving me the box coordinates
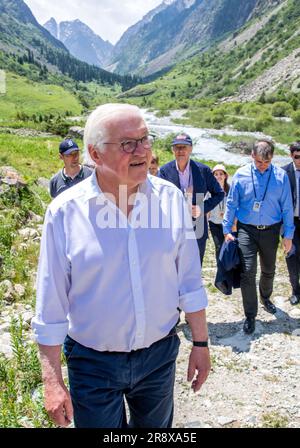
[173,238,300,428]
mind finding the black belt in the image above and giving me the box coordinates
[239,222,281,231]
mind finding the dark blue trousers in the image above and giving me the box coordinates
[63,329,180,428]
[285,218,300,297]
[197,237,207,265]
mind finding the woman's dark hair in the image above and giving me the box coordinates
[224,177,230,195]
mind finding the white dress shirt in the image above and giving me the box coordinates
[32,170,208,352]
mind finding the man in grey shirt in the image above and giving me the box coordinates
[49,138,93,198]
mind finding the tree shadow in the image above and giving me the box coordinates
[178,307,300,353]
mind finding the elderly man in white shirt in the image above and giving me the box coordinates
[32,103,210,428]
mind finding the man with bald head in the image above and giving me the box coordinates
[223,140,294,334]
[32,103,210,428]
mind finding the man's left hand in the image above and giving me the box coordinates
[191,205,201,219]
[187,346,211,393]
[282,238,292,254]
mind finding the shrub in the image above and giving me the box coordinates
[292,111,300,125]
[289,97,299,111]
[255,113,274,131]
[271,102,292,117]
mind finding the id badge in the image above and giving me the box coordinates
[253,201,261,212]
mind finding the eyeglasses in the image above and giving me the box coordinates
[103,135,155,154]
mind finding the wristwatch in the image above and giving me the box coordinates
[193,340,208,347]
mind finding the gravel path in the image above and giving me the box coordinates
[0,230,299,428]
[173,238,300,428]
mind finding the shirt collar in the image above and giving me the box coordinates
[175,160,190,175]
[251,161,272,174]
[293,162,300,172]
[83,168,151,202]
[62,165,83,181]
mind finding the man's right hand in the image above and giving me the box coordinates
[38,344,73,427]
[224,233,235,242]
[44,381,73,427]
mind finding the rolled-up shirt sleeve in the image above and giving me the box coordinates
[281,173,295,239]
[31,207,71,345]
[176,201,208,313]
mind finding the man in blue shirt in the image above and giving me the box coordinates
[223,140,294,334]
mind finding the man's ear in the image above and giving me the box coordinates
[59,153,64,161]
[88,144,103,165]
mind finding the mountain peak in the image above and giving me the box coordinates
[44,18,114,68]
[44,17,58,39]
[0,0,40,25]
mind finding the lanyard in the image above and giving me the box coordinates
[251,165,272,202]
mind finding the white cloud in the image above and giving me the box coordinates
[24,0,163,44]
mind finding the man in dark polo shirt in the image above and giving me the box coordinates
[49,139,93,198]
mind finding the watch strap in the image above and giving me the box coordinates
[193,340,208,347]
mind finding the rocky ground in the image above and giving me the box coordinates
[230,47,300,102]
[173,239,300,428]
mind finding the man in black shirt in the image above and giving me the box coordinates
[49,139,93,198]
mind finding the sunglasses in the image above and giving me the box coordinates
[293,155,300,160]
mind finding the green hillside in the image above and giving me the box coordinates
[0,0,141,129]
[0,72,82,120]
[119,0,300,143]
[124,0,300,106]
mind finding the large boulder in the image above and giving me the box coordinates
[0,166,26,189]
[0,279,15,303]
[225,140,254,155]
[68,126,84,140]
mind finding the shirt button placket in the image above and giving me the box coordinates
[128,229,145,349]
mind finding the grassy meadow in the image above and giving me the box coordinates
[0,72,82,121]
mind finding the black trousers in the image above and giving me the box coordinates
[209,221,224,262]
[285,218,300,297]
[237,222,281,318]
[197,237,207,266]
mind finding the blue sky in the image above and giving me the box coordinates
[24,0,164,44]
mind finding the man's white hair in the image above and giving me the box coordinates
[83,103,143,165]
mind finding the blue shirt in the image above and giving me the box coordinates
[223,162,294,239]
[32,170,208,351]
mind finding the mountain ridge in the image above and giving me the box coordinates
[110,0,284,76]
[44,18,113,68]
[0,0,139,93]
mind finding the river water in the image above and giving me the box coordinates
[142,109,290,167]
